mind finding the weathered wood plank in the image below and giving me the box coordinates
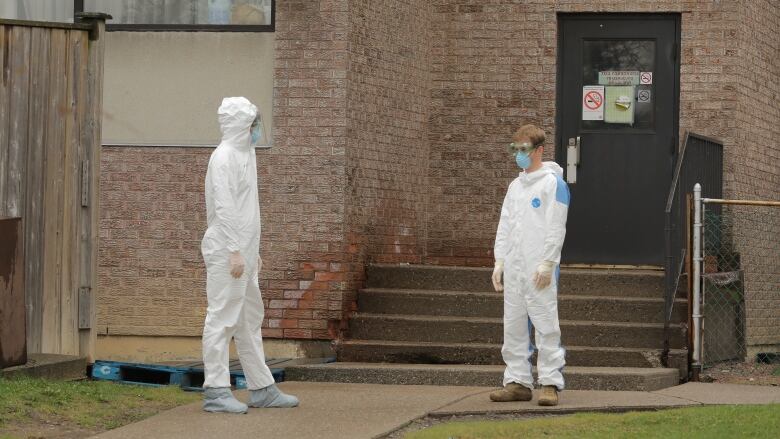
[0,26,10,216]
[5,26,37,352]
[6,26,30,218]
[25,26,49,354]
[79,17,107,362]
[40,29,68,355]
[62,29,89,356]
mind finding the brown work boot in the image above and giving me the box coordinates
[538,385,559,406]
[489,383,532,402]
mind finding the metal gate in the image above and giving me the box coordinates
[691,188,780,383]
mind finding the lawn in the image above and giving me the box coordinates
[406,404,780,439]
[0,376,200,439]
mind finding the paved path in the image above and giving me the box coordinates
[91,382,780,439]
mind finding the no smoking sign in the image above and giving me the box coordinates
[582,86,605,120]
[640,72,653,84]
[638,89,652,103]
[584,91,603,109]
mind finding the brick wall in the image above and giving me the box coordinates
[268,0,350,339]
[98,0,353,340]
[733,0,780,353]
[425,0,745,266]
[98,147,211,336]
[426,1,556,266]
[98,0,433,342]
[345,0,432,266]
[98,1,778,345]
[423,0,777,353]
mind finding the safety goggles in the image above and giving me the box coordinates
[507,141,539,156]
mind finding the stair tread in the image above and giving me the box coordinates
[353,265,686,387]
[353,313,684,328]
[369,263,664,277]
[360,288,684,303]
[340,339,687,354]
[362,287,497,295]
[288,362,679,375]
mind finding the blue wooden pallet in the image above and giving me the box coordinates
[91,357,334,391]
[91,360,283,391]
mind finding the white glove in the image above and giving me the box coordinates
[533,260,555,290]
[229,251,245,279]
[492,260,504,292]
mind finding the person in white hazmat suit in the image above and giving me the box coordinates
[201,97,298,413]
[490,124,570,406]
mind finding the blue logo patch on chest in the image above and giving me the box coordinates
[531,197,541,208]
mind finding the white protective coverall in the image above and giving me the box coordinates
[201,97,275,390]
[494,161,570,390]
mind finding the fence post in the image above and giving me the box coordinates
[691,183,703,380]
[75,11,111,363]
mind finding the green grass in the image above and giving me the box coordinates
[0,376,200,432]
[407,405,780,439]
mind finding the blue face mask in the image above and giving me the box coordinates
[515,151,531,169]
[250,124,261,145]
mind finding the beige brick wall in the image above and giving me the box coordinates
[269,0,351,339]
[733,0,779,353]
[98,147,212,336]
[345,0,432,266]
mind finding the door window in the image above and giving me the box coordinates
[581,40,655,131]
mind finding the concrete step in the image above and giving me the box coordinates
[367,264,670,298]
[284,362,680,391]
[358,288,687,323]
[337,339,687,372]
[0,354,87,381]
[348,314,686,349]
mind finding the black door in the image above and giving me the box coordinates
[557,14,680,266]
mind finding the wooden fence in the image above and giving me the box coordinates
[0,14,108,361]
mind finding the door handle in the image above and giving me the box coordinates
[566,136,580,184]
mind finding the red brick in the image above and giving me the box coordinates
[314,271,344,281]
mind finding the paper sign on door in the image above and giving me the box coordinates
[605,86,636,125]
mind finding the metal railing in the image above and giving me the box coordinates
[663,132,723,368]
[691,190,780,382]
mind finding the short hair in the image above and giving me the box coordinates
[513,124,546,147]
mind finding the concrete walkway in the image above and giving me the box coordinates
[91,382,780,439]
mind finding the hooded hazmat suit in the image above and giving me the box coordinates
[494,161,570,391]
[201,97,275,390]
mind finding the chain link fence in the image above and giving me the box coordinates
[697,200,780,385]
